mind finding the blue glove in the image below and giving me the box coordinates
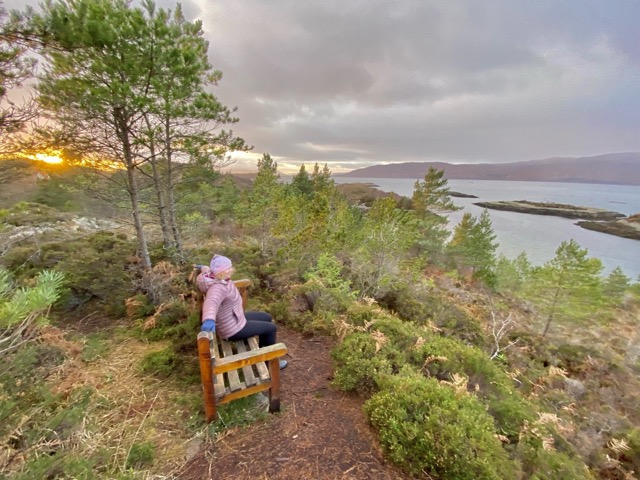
[201,319,216,332]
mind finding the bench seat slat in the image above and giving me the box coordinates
[235,339,259,387]
[248,336,271,381]
[220,340,243,392]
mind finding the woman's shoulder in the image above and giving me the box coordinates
[197,273,223,293]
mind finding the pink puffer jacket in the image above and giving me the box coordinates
[197,270,247,339]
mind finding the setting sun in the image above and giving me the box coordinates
[33,152,64,164]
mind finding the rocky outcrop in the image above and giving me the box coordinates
[450,191,478,198]
[473,200,625,220]
[576,214,640,241]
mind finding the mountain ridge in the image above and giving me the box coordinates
[335,152,640,185]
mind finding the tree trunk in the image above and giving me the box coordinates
[144,114,172,248]
[117,109,152,269]
[163,117,184,259]
[542,287,561,337]
[126,163,152,269]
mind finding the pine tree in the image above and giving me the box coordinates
[525,239,604,337]
[411,168,459,262]
[448,210,498,285]
[244,153,283,257]
[0,1,38,155]
[603,266,630,305]
[495,252,532,294]
[351,197,420,298]
[289,164,313,198]
[412,167,460,215]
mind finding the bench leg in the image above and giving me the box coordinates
[197,335,218,422]
[268,358,281,413]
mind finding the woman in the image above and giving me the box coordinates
[196,254,287,369]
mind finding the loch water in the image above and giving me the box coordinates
[333,177,640,278]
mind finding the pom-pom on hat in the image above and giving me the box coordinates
[210,255,233,275]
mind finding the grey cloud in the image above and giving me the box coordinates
[6,0,640,170]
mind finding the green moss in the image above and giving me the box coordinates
[139,348,179,379]
[125,441,155,469]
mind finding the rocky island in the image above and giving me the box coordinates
[473,200,625,221]
[577,214,640,241]
[450,191,478,198]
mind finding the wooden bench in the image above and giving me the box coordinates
[192,273,288,422]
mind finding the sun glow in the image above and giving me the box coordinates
[33,152,64,164]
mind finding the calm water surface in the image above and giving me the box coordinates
[334,177,640,278]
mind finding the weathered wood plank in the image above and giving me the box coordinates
[220,340,243,392]
[217,382,272,405]
[214,343,288,374]
[268,358,281,413]
[209,333,224,388]
[235,339,258,387]
[197,332,217,422]
[248,336,270,381]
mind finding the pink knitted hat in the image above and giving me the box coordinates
[209,255,233,275]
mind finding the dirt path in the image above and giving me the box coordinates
[178,327,410,480]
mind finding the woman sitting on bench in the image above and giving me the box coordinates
[196,254,288,370]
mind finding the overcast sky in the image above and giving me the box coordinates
[7,0,640,173]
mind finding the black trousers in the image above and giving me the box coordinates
[227,311,277,348]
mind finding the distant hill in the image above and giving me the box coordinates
[336,152,640,186]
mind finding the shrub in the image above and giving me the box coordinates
[0,201,67,226]
[549,344,605,378]
[344,302,376,327]
[365,374,518,479]
[517,424,594,479]
[619,427,640,475]
[2,231,136,318]
[141,299,190,341]
[331,333,392,394]
[379,285,487,347]
[125,293,155,320]
[412,335,535,437]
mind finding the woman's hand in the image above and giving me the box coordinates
[201,319,216,332]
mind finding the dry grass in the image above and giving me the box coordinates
[27,336,205,478]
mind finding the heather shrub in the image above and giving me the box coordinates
[2,231,135,318]
[0,201,67,226]
[412,335,535,437]
[344,301,376,327]
[331,333,392,393]
[141,299,191,341]
[379,284,487,347]
[516,423,594,480]
[618,427,640,475]
[364,374,518,479]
